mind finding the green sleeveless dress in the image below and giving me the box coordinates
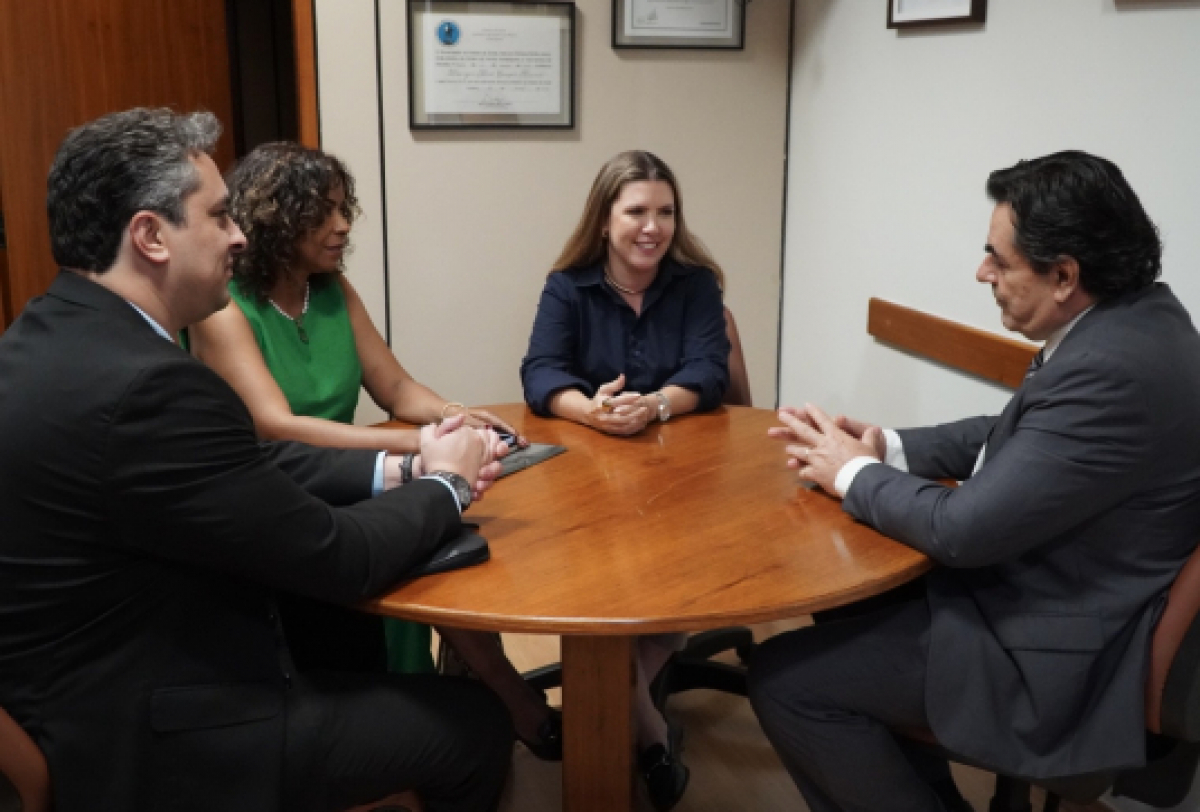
[230,277,435,674]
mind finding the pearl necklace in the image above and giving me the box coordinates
[269,281,310,344]
[604,268,650,296]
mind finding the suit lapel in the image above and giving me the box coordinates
[980,388,1027,462]
[979,299,1112,465]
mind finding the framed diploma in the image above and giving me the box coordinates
[612,0,745,50]
[407,1,576,129]
[887,0,986,29]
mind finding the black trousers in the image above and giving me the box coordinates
[748,598,958,812]
[284,671,512,812]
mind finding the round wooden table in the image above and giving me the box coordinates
[366,405,929,812]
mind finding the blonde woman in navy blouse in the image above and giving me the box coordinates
[521,150,730,811]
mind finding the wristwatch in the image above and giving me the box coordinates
[426,470,473,510]
[399,453,416,485]
[653,392,671,422]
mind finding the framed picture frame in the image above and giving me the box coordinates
[612,0,745,50]
[887,0,986,29]
[407,1,576,130]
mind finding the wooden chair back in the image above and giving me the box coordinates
[1148,542,1200,739]
[0,706,50,812]
[723,307,752,407]
[343,790,423,812]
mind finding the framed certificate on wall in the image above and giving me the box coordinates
[887,0,986,29]
[407,1,576,129]
[612,0,745,50]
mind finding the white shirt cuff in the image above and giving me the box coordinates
[834,457,881,497]
[833,429,909,498]
[882,428,909,471]
[371,451,387,496]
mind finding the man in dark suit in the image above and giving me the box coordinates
[0,108,513,812]
[749,151,1200,812]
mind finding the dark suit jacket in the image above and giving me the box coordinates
[845,283,1200,780]
[0,272,463,811]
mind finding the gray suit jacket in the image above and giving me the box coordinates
[845,283,1200,779]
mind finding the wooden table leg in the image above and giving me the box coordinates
[561,634,635,812]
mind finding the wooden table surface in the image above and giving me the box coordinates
[366,404,930,811]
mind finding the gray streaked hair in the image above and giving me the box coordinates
[47,108,222,272]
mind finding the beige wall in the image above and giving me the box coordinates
[316,0,791,421]
[780,0,1200,435]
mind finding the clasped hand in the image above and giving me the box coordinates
[767,404,885,495]
[585,374,654,436]
[418,414,507,503]
[463,408,529,449]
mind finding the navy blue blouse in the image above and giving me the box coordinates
[520,260,730,415]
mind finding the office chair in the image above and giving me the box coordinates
[0,706,50,812]
[0,700,423,812]
[524,306,760,702]
[345,791,423,812]
[900,539,1200,812]
[722,305,754,411]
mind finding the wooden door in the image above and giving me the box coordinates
[0,178,9,333]
[0,0,237,330]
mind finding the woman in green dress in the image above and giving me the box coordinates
[190,142,560,759]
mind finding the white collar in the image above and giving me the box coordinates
[126,302,174,343]
[1041,305,1094,362]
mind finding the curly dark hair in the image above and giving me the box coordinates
[986,151,1161,302]
[226,142,361,301]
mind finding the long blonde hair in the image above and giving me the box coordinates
[551,150,725,290]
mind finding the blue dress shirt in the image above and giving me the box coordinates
[520,259,730,415]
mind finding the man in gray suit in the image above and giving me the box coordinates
[749,151,1200,812]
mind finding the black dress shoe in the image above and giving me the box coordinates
[638,728,689,812]
[516,707,562,761]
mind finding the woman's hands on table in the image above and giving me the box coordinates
[584,374,655,436]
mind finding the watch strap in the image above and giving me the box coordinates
[426,470,473,510]
[653,391,670,422]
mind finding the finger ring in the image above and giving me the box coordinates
[801,448,810,459]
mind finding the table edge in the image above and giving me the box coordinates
[363,558,933,635]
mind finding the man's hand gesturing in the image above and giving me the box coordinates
[768,405,883,496]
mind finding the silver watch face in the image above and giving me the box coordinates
[657,395,671,422]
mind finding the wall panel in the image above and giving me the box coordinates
[317,0,791,410]
[0,177,8,332]
[780,0,1200,430]
[0,0,235,326]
